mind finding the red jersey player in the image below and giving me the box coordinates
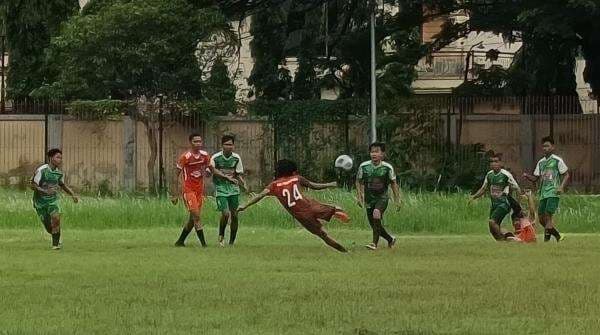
[509,190,537,243]
[238,159,350,252]
[172,133,236,247]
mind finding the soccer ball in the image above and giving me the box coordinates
[334,155,353,171]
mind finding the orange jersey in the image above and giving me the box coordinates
[267,175,336,225]
[177,150,210,192]
[514,218,536,243]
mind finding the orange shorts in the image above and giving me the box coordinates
[183,190,204,213]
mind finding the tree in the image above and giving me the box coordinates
[204,58,237,103]
[2,0,79,100]
[247,3,290,100]
[38,0,233,193]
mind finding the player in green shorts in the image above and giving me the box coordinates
[356,142,402,250]
[210,135,248,247]
[30,149,79,250]
[523,136,570,242]
[471,154,521,241]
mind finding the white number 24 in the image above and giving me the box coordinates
[282,184,302,207]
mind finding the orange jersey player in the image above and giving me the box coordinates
[510,190,537,243]
[238,159,350,252]
[172,133,236,247]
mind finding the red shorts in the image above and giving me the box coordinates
[183,190,204,213]
[291,200,336,235]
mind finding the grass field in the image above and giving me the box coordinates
[2,189,600,334]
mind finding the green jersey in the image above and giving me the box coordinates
[534,154,568,200]
[357,160,396,204]
[481,169,520,207]
[32,164,65,206]
[210,151,244,197]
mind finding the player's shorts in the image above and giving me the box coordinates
[293,200,337,235]
[33,201,60,221]
[366,197,389,213]
[489,203,510,224]
[183,190,204,213]
[517,225,536,243]
[538,197,559,215]
[216,195,240,213]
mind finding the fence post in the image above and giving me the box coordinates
[123,108,137,192]
[158,95,164,198]
[520,113,534,173]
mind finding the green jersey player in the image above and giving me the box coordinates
[471,154,521,241]
[355,142,402,250]
[210,135,248,247]
[30,149,79,250]
[523,136,570,242]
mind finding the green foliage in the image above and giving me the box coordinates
[203,58,237,103]
[38,0,233,101]
[3,0,79,100]
[448,0,600,96]
[248,4,290,100]
[66,99,131,119]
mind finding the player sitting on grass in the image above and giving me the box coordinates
[210,135,248,247]
[30,149,79,250]
[238,159,350,252]
[470,154,521,241]
[508,190,537,243]
[356,142,401,250]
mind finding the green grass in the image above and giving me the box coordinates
[2,189,600,234]
[2,229,600,334]
[2,189,600,334]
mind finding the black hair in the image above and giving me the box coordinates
[47,148,62,158]
[275,159,298,178]
[222,134,235,144]
[542,136,554,145]
[369,142,386,152]
[189,133,202,142]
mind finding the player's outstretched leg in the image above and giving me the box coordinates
[175,215,194,247]
[314,228,347,253]
[218,210,230,247]
[229,209,239,245]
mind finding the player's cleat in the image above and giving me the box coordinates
[388,236,397,248]
[174,241,185,247]
[365,243,377,250]
[219,240,225,248]
[51,245,61,250]
[557,235,565,242]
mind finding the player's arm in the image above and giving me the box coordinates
[558,171,570,194]
[59,181,79,203]
[30,169,53,195]
[208,165,238,184]
[170,168,182,204]
[523,162,540,183]
[238,188,269,212]
[390,179,402,208]
[301,177,336,190]
[525,190,537,223]
[237,175,249,192]
[355,178,365,208]
[557,159,570,194]
[507,172,523,195]
[470,178,488,201]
